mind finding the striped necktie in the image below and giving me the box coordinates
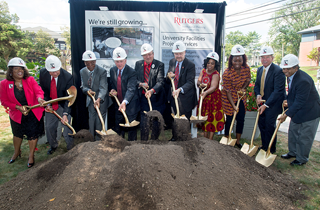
[174,62,179,89]
[260,67,266,97]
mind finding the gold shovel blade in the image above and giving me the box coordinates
[190,116,198,121]
[219,136,236,146]
[120,120,140,127]
[96,129,117,136]
[255,149,277,167]
[241,143,259,157]
[171,113,188,120]
[220,136,229,145]
[67,86,77,107]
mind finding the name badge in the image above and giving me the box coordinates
[9,84,13,88]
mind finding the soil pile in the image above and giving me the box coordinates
[0,134,305,210]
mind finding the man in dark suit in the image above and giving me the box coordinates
[254,46,286,153]
[166,41,197,141]
[110,47,140,141]
[80,50,111,141]
[278,54,320,166]
[135,43,165,140]
[40,55,74,154]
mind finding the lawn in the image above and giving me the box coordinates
[300,66,319,82]
[0,107,319,209]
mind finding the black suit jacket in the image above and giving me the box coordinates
[135,59,165,110]
[166,58,197,113]
[286,69,320,124]
[39,68,73,114]
[110,64,140,116]
[254,63,285,115]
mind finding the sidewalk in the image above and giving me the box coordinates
[278,116,320,142]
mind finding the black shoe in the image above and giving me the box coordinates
[169,137,175,141]
[27,157,35,168]
[8,159,15,164]
[281,153,296,159]
[290,159,306,166]
[47,147,56,155]
[235,143,243,148]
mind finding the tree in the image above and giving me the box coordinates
[0,1,19,24]
[307,47,320,66]
[268,0,320,56]
[60,26,71,70]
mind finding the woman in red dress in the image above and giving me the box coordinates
[197,52,225,140]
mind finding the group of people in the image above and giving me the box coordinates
[1,40,319,168]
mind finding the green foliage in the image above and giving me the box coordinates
[307,47,320,66]
[246,68,257,111]
[268,0,320,56]
[0,1,19,24]
[26,57,46,83]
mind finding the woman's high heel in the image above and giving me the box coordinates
[8,150,22,164]
[27,156,35,168]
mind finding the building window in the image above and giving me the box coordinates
[60,43,66,50]
[316,32,320,40]
[55,43,60,49]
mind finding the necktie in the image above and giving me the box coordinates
[50,77,58,110]
[174,62,179,89]
[260,68,266,97]
[143,62,151,94]
[88,71,93,87]
[287,77,290,92]
[117,69,123,102]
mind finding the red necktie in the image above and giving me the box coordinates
[174,62,179,89]
[143,62,151,94]
[117,69,123,102]
[50,77,58,110]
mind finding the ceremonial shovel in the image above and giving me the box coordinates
[168,76,187,120]
[87,91,117,136]
[109,93,140,127]
[220,91,245,146]
[142,86,152,113]
[190,84,208,123]
[241,100,265,157]
[47,109,76,136]
[255,105,288,167]
[23,86,77,114]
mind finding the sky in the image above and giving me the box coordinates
[6,0,283,43]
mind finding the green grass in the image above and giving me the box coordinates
[300,66,319,82]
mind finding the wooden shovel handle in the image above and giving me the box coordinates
[49,110,76,136]
[227,91,245,137]
[168,76,180,117]
[109,93,130,125]
[249,100,266,147]
[142,86,152,111]
[87,91,106,133]
[198,84,208,117]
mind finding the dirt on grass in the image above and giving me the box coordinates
[0,132,307,210]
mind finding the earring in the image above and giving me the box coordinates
[10,73,12,76]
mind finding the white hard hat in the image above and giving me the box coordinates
[7,57,27,68]
[260,46,274,56]
[231,45,245,56]
[280,54,299,68]
[113,47,127,61]
[206,52,219,62]
[82,50,97,61]
[141,43,153,55]
[45,55,61,72]
[172,41,186,53]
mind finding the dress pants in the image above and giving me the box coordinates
[288,117,320,163]
[224,100,245,136]
[115,111,138,141]
[88,100,107,141]
[258,108,278,153]
[45,105,73,150]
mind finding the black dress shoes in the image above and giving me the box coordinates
[235,143,243,148]
[290,159,306,166]
[169,137,175,141]
[47,147,57,155]
[281,153,296,159]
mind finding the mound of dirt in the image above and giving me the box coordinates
[0,135,306,210]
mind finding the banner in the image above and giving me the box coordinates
[85,11,215,75]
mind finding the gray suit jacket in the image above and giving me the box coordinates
[80,65,111,110]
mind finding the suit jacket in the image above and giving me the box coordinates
[80,65,111,110]
[0,77,44,124]
[286,69,320,124]
[254,63,286,115]
[40,68,73,114]
[110,64,140,116]
[135,59,165,110]
[166,57,197,113]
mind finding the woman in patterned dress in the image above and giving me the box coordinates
[221,45,251,148]
[197,52,225,140]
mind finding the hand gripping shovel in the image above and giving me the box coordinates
[168,76,187,120]
[87,91,117,135]
[190,84,208,123]
[220,91,245,146]
[110,93,140,127]
[142,86,152,113]
[47,109,76,136]
[241,100,265,157]
[255,105,288,167]
[23,86,77,114]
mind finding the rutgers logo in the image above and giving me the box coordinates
[263,49,267,54]
[88,54,92,59]
[19,60,23,65]
[176,45,180,50]
[284,60,288,66]
[117,53,121,58]
[143,47,147,52]
[50,63,55,69]
[211,55,215,58]
[236,48,241,53]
